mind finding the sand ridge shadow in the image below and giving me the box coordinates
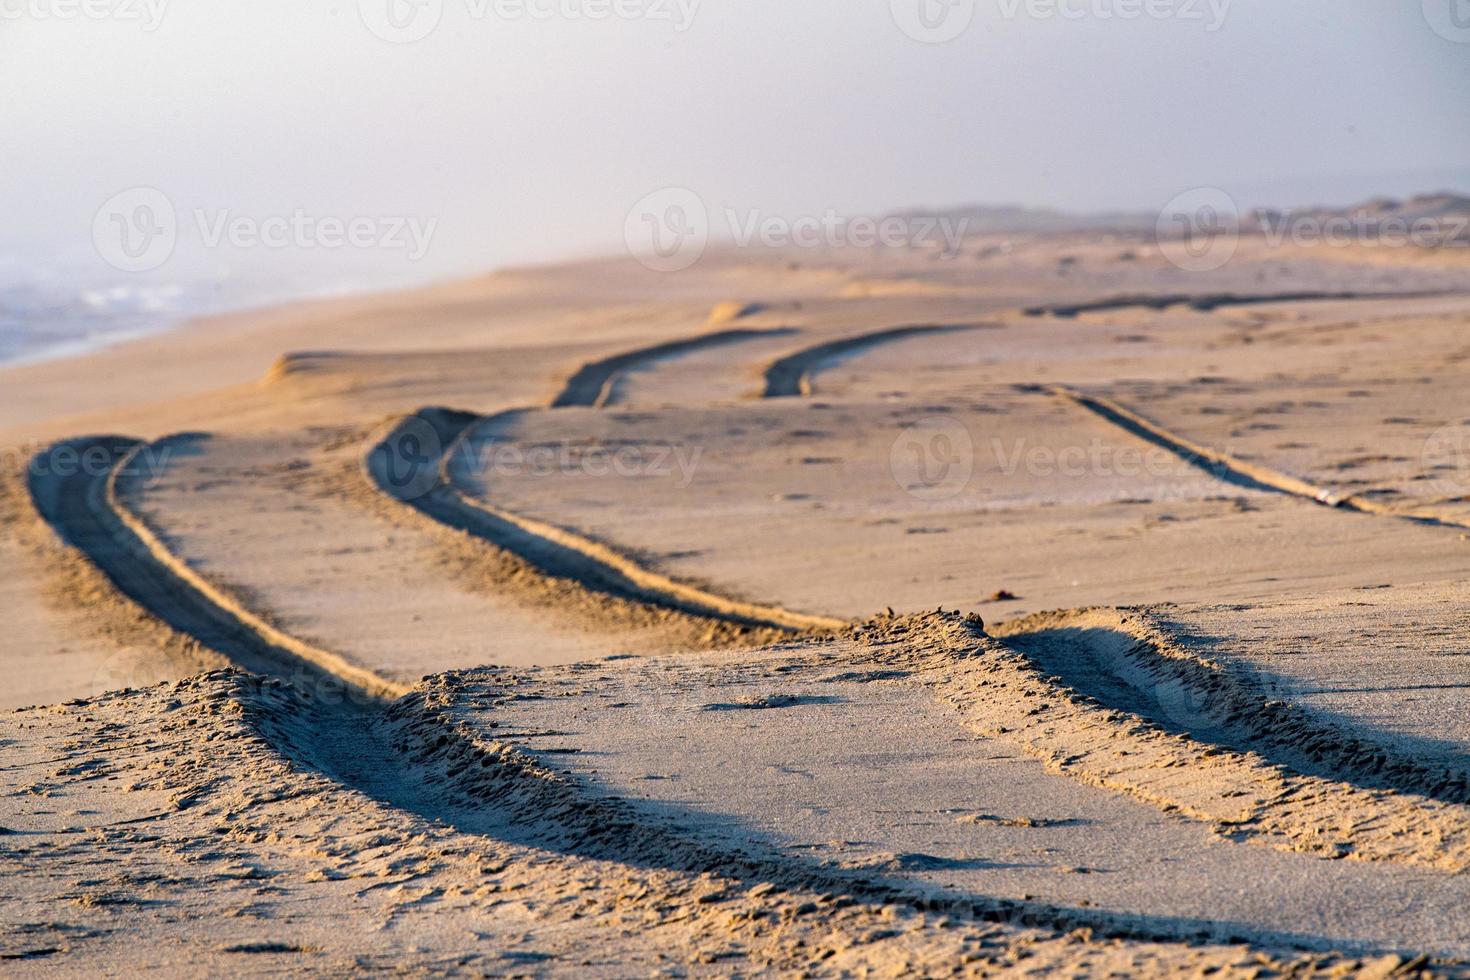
[1000,616,1470,806]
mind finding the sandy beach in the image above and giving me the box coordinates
[3,216,1470,975]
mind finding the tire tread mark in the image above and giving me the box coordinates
[1049,384,1470,531]
[762,324,972,398]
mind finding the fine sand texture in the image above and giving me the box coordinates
[4,231,1470,974]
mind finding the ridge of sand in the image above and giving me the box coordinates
[926,610,1470,871]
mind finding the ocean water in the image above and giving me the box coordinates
[0,269,376,369]
[0,276,196,366]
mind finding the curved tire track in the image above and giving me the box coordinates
[366,409,844,633]
[28,436,406,702]
[900,610,1470,873]
[25,438,989,926]
[761,323,974,398]
[22,462,1301,962]
[552,327,793,408]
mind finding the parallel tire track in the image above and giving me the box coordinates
[22,438,921,919]
[28,436,406,702]
[32,439,1322,959]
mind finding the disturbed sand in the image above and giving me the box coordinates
[3,229,1470,975]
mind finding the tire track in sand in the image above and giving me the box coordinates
[761,323,974,397]
[893,610,1470,873]
[366,408,844,632]
[1047,383,1470,531]
[25,445,1308,966]
[551,327,794,407]
[364,324,848,634]
[1022,290,1446,318]
[27,436,407,702]
[25,433,1467,967]
[21,436,861,885]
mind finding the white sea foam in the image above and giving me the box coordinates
[0,268,382,368]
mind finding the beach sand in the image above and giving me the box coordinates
[4,230,1470,974]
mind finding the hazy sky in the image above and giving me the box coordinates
[3,0,1468,287]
